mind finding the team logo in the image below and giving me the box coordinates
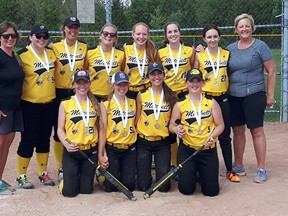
[70,17,77,21]
[93,74,99,80]
[72,128,78,134]
[113,128,119,134]
[144,119,149,126]
[60,69,65,75]
[39,25,45,29]
[119,72,126,79]
[153,62,158,67]
[36,78,43,85]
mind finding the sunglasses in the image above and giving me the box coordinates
[102,31,117,38]
[1,33,18,39]
[35,34,49,40]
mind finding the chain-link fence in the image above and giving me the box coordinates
[11,0,283,122]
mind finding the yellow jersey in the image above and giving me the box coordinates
[87,45,124,97]
[18,46,56,103]
[51,39,87,89]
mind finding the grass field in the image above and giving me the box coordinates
[265,49,281,122]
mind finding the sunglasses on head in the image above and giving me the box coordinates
[35,34,49,40]
[1,33,18,39]
[102,31,117,38]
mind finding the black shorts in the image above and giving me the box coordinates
[229,91,266,129]
[0,109,23,134]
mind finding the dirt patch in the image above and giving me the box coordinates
[1,122,288,216]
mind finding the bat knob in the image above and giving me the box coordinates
[143,193,150,199]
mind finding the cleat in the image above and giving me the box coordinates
[16,174,34,189]
[39,171,55,186]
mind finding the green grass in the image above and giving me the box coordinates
[264,49,281,122]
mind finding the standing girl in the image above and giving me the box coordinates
[85,24,124,101]
[136,62,178,192]
[194,25,240,182]
[0,21,24,194]
[124,22,160,99]
[100,71,137,192]
[159,22,195,167]
[169,68,224,196]
[51,17,88,182]
[57,70,106,197]
[16,25,56,189]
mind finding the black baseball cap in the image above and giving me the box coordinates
[64,17,80,27]
[147,62,164,75]
[73,70,90,82]
[30,24,49,35]
[186,69,204,81]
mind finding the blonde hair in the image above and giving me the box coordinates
[132,22,160,62]
[234,13,256,32]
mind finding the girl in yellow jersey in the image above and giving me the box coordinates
[136,62,178,192]
[169,69,224,196]
[194,26,240,183]
[124,22,160,99]
[85,24,124,100]
[57,70,106,197]
[16,25,56,189]
[99,71,137,192]
[50,17,88,182]
[159,22,195,167]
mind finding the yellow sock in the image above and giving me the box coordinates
[171,142,178,166]
[36,152,49,176]
[59,180,64,194]
[53,141,64,169]
[17,155,31,176]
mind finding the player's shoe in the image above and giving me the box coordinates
[16,174,34,189]
[39,171,55,186]
[58,168,63,182]
[254,168,267,183]
[226,171,241,182]
[232,163,246,176]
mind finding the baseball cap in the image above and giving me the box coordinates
[30,24,49,35]
[186,68,204,81]
[73,70,90,82]
[111,71,129,85]
[64,17,80,27]
[147,62,164,75]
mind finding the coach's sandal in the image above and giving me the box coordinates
[39,171,55,186]
[16,174,34,189]
[226,171,240,183]
[254,168,267,183]
[58,168,64,182]
[232,163,246,176]
[0,181,13,195]
[2,180,16,192]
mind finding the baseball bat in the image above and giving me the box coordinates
[143,119,205,199]
[143,144,205,199]
[64,138,137,201]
